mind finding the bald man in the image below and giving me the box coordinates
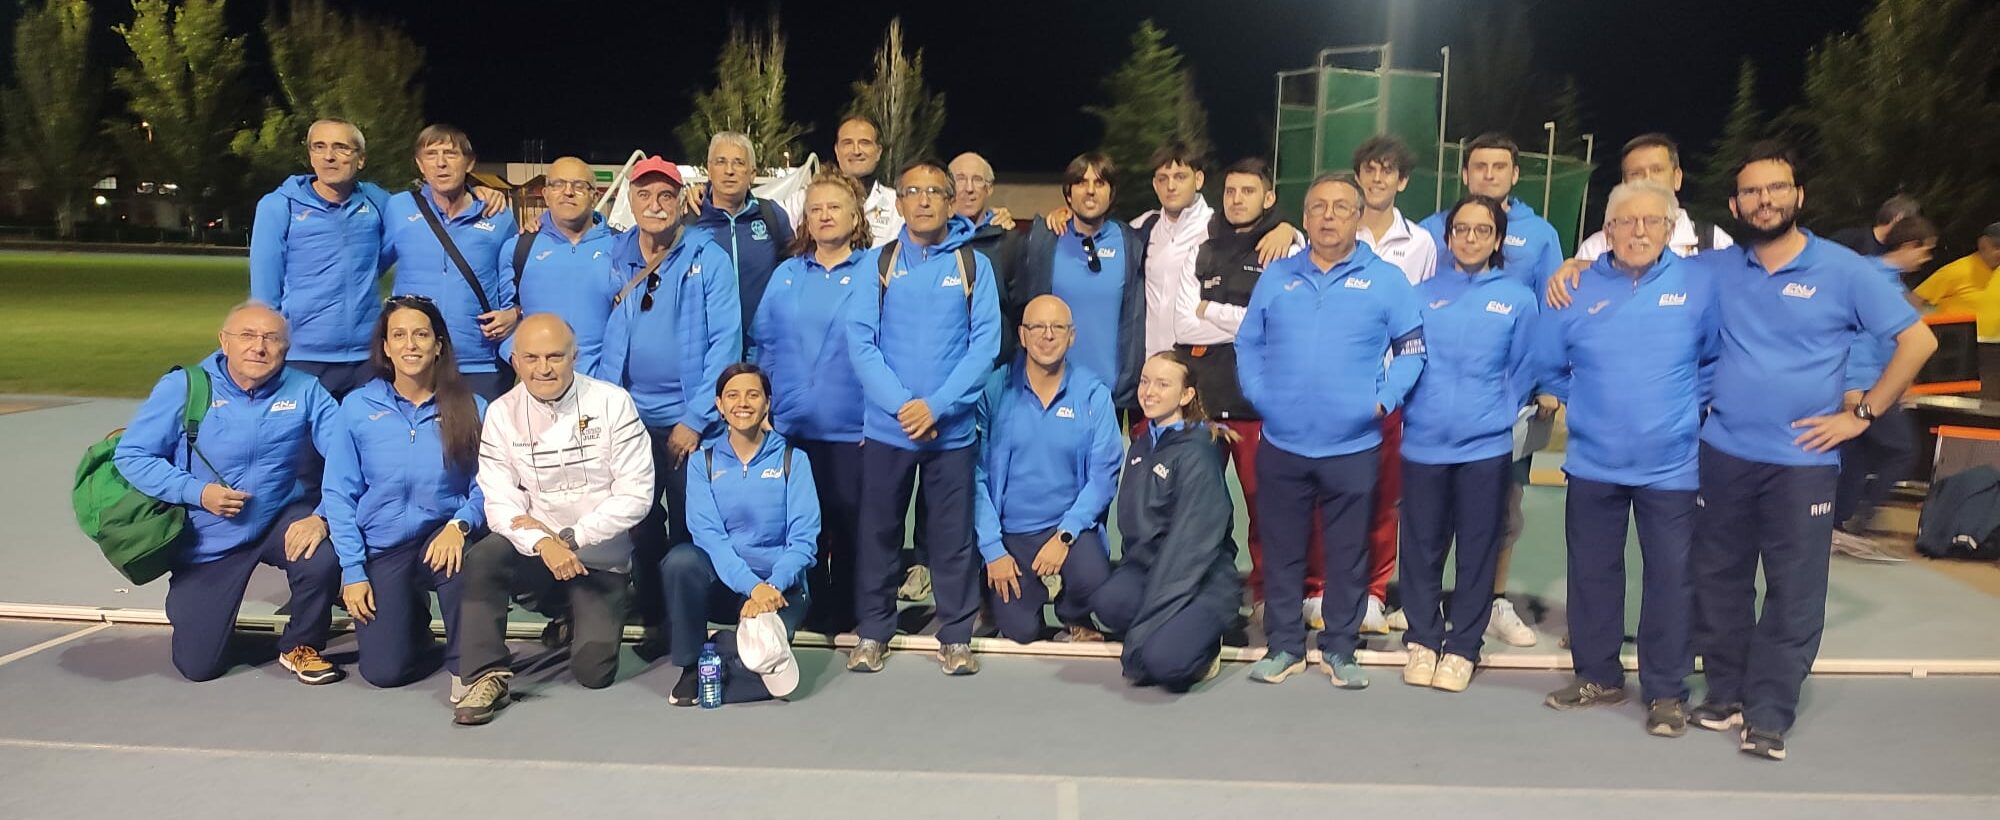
[502,156,623,375]
[115,302,346,684]
[456,314,654,724]
[972,295,1124,645]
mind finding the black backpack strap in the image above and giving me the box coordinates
[411,190,494,314]
[511,230,537,294]
[877,240,900,312]
[782,445,793,481]
[957,247,977,320]
[702,447,713,478]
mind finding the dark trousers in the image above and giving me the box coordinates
[1834,405,1913,530]
[288,360,373,401]
[164,501,339,682]
[985,528,1113,643]
[1256,441,1377,659]
[1092,565,1224,690]
[1565,477,1697,701]
[1692,443,1839,733]
[1398,455,1510,662]
[797,438,863,634]
[660,542,811,667]
[353,532,478,688]
[855,441,978,644]
[462,369,512,403]
[632,426,692,634]
[458,536,630,688]
[1232,420,1328,602]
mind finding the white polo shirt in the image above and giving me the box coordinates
[1135,196,1214,357]
[1357,208,1437,285]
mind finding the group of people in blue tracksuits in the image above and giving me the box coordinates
[111,114,1936,762]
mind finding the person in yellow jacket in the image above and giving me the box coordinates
[1913,222,2000,338]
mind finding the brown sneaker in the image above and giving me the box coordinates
[1053,625,1107,643]
[277,646,343,685]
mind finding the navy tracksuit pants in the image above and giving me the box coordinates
[1565,477,1696,701]
[352,531,478,688]
[660,542,811,667]
[1692,443,1839,733]
[163,501,339,682]
[855,441,979,645]
[1834,405,1912,530]
[796,438,863,634]
[985,527,1113,643]
[1398,455,1510,663]
[1256,441,1377,660]
[1091,565,1225,690]
[632,426,692,636]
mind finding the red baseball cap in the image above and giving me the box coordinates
[629,155,684,188]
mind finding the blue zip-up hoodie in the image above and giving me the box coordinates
[972,358,1125,563]
[1420,197,1565,291]
[847,216,1002,451]
[1845,257,1906,392]
[500,211,623,375]
[595,227,742,434]
[113,353,339,564]
[694,193,794,342]
[686,431,820,595]
[1402,263,1539,465]
[321,379,489,586]
[754,247,877,443]
[1236,242,1426,458]
[1532,251,1718,489]
[381,186,518,372]
[249,176,394,363]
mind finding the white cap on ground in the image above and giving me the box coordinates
[738,612,800,698]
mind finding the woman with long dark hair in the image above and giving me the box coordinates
[323,294,494,696]
[1089,351,1237,692]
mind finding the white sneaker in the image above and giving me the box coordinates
[1486,598,1537,647]
[1360,595,1389,635]
[449,674,469,704]
[1432,654,1474,692]
[1832,529,1906,564]
[897,565,932,601]
[1302,596,1325,631]
[1403,644,1438,687]
[1385,608,1409,631]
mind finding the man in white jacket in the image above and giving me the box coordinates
[453,314,655,725]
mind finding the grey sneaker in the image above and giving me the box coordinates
[1690,701,1744,732]
[897,565,932,601]
[449,674,469,705]
[452,671,512,726]
[846,639,888,673]
[1544,679,1628,710]
[1740,727,1787,761]
[1246,651,1306,684]
[1323,653,1370,690]
[938,643,980,676]
[1647,698,1689,737]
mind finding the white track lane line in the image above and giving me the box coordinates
[0,623,110,669]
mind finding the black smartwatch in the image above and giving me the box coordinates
[558,527,579,549]
[449,519,471,536]
[1853,402,1877,422]
[1057,530,1076,546]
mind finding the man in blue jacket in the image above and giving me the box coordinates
[1692,142,1936,761]
[596,155,742,653]
[113,303,344,684]
[846,158,1002,675]
[250,119,509,399]
[693,131,794,349]
[975,295,1123,644]
[1010,153,1146,409]
[1532,181,1718,736]
[1237,172,1425,690]
[382,125,520,401]
[501,156,622,376]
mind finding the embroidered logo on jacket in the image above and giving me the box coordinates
[760,468,784,479]
[1284,280,1303,291]
[839,276,851,285]
[536,250,554,261]
[211,399,229,409]
[293,212,310,222]
[1429,299,1451,309]
[1782,282,1817,299]
[1504,235,1527,247]
[1152,463,1171,479]
[1097,248,1117,259]
[688,264,702,278]
[1343,278,1372,290]
[1587,300,1611,315]
[473,222,496,232]
[941,275,963,287]
[751,221,769,241]
[1055,407,1076,419]
[1485,301,1514,316]
[270,400,298,413]
[1659,292,1688,307]
[368,410,391,421]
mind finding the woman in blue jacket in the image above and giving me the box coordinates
[752,172,874,635]
[661,363,821,706]
[323,295,492,693]
[1397,195,1538,693]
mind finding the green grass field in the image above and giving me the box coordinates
[0,251,248,397]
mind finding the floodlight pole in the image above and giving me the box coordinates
[1543,120,1557,213]
[1577,133,1597,244]
[1436,46,1450,212]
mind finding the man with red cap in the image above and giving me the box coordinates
[595,156,743,656]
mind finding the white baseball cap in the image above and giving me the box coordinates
[737,612,800,698]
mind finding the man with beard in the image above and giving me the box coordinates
[1690,142,1935,761]
[1011,153,1146,409]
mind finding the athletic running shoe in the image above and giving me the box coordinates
[1740,727,1787,761]
[1647,698,1689,737]
[1431,654,1473,692]
[1544,679,1627,710]
[1052,625,1106,643]
[669,666,700,707]
[1303,595,1326,631]
[846,639,888,673]
[1360,595,1389,635]
[1403,644,1438,687]
[452,671,511,726]
[1323,653,1370,690]
[938,643,980,676]
[277,646,342,685]
[1690,701,1744,732]
[1247,650,1306,683]
[897,565,932,601]
[1385,608,1409,631]
[449,674,469,705]
[1487,598,1537,647]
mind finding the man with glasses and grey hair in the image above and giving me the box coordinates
[501,156,622,376]
[251,119,506,399]
[692,131,794,343]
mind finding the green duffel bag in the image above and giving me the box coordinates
[72,365,214,584]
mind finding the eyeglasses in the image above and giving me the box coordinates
[1021,322,1073,337]
[418,147,465,162]
[306,141,359,158]
[1606,216,1671,233]
[544,179,595,194]
[385,293,435,306]
[224,330,284,346]
[952,174,990,189]
[1449,223,1497,239]
[1080,234,1103,273]
[1735,181,1797,201]
[1307,202,1360,219]
[640,272,662,312]
[899,186,949,201]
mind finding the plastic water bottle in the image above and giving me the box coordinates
[697,642,724,709]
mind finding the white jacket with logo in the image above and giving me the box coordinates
[477,373,655,570]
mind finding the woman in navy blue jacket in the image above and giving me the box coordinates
[752,172,874,635]
[323,295,493,694]
[661,363,821,705]
[1396,195,1538,693]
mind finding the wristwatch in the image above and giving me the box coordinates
[558,527,579,549]
[448,519,471,536]
[1853,402,1877,422]
[1057,530,1076,546]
